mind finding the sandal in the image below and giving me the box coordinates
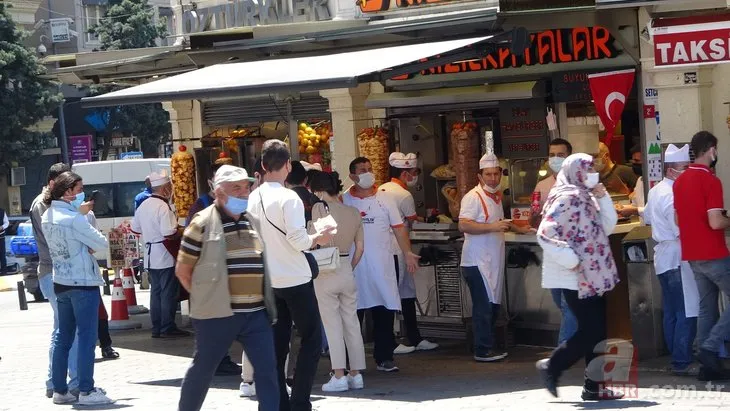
[101,347,120,359]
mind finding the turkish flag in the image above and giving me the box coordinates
[588,69,636,145]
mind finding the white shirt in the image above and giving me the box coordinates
[379,180,417,255]
[2,212,8,231]
[643,178,681,275]
[247,182,314,289]
[343,187,404,310]
[459,187,504,267]
[131,195,177,269]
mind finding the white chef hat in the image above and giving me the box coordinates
[149,170,171,187]
[664,144,690,163]
[213,165,255,188]
[479,153,500,169]
[300,161,322,171]
[389,152,418,169]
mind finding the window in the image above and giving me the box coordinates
[83,5,105,45]
[83,182,147,219]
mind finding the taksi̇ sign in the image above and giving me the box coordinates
[183,0,331,34]
[652,15,730,67]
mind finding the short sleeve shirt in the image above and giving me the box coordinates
[379,179,417,254]
[131,195,178,269]
[459,186,504,267]
[342,188,404,252]
[673,164,729,261]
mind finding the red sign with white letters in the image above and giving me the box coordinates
[652,15,730,67]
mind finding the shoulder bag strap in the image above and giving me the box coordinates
[258,190,287,237]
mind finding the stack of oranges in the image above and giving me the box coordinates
[297,122,331,155]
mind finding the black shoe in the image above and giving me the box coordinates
[535,359,558,398]
[215,359,242,376]
[376,360,399,372]
[581,388,624,401]
[160,329,192,338]
[697,349,724,373]
[151,333,161,339]
[101,347,120,359]
[697,366,730,382]
[285,378,294,388]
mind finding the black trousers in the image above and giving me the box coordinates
[0,236,6,271]
[358,306,396,364]
[98,317,112,349]
[547,289,607,391]
[273,281,322,411]
[394,255,423,346]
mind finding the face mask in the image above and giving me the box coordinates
[225,196,248,215]
[483,182,501,194]
[632,164,643,176]
[548,157,565,173]
[357,172,375,189]
[711,147,718,168]
[406,173,418,188]
[668,168,685,180]
[585,172,600,189]
[70,192,85,210]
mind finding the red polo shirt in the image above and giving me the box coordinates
[673,164,729,261]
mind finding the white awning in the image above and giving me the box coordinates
[82,36,493,107]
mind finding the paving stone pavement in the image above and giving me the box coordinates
[2,285,730,411]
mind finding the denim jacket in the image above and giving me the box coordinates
[41,201,108,287]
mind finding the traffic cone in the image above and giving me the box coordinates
[122,267,149,315]
[108,276,141,330]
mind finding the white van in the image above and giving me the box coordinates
[72,158,171,265]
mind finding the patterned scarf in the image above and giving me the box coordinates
[538,153,619,299]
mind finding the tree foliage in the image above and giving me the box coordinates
[0,4,62,167]
[88,0,168,51]
[87,0,171,159]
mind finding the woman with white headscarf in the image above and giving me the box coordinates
[535,153,623,401]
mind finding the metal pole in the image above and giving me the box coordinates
[287,99,300,161]
[59,98,69,164]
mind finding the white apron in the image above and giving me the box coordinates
[472,191,506,305]
[680,261,699,318]
[346,194,401,311]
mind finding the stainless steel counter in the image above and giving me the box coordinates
[504,220,642,244]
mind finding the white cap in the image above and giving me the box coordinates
[213,165,255,188]
[479,153,500,169]
[300,161,322,171]
[149,170,171,187]
[665,144,690,163]
[389,152,418,169]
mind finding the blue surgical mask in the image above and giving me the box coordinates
[225,196,248,215]
[548,157,565,173]
[70,192,85,210]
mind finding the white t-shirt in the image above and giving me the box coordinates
[459,186,504,268]
[247,182,314,289]
[379,180,417,255]
[131,195,178,269]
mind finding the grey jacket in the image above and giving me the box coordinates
[187,206,276,323]
[30,189,52,277]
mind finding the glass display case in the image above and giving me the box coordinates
[509,158,549,205]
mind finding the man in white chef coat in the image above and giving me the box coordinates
[643,144,697,375]
[343,157,420,373]
[131,171,190,339]
[458,153,531,362]
[379,152,439,355]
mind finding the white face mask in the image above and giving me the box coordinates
[406,174,418,188]
[356,172,375,189]
[548,157,565,173]
[585,172,600,189]
[483,182,501,194]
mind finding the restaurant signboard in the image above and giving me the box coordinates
[499,100,548,159]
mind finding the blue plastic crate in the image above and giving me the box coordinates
[11,236,38,257]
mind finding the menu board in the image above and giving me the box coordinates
[499,100,548,159]
[107,222,140,268]
[552,70,597,103]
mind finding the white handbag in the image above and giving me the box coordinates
[309,201,340,272]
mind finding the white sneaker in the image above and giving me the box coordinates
[78,388,114,405]
[393,344,416,355]
[416,339,439,351]
[321,375,349,392]
[239,382,256,397]
[347,373,364,390]
[52,392,77,404]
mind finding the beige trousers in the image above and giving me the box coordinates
[314,258,367,371]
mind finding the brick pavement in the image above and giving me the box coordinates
[1,286,730,411]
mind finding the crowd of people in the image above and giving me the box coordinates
[34,130,730,408]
